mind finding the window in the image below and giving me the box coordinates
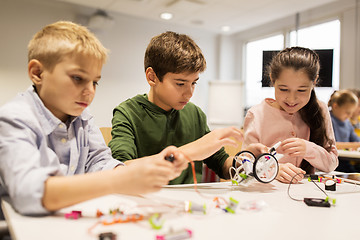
[245,34,284,108]
[244,20,340,109]
[290,20,340,103]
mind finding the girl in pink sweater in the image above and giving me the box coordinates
[242,47,338,184]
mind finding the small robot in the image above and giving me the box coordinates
[230,142,281,185]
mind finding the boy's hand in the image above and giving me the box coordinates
[115,146,188,195]
[180,126,243,160]
[160,146,189,179]
[276,162,306,184]
[246,143,269,157]
[278,138,306,159]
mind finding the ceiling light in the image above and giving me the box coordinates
[160,12,173,20]
[221,26,231,32]
[88,10,114,31]
[190,19,203,25]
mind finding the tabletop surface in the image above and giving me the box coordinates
[337,149,360,159]
[2,179,360,240]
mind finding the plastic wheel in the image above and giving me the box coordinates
[253,153,279,183]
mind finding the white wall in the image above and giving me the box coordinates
[0,0,217,127]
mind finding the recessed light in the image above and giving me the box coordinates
[221,26,231,32]
[190,19,203,25]
[160,12,173,20]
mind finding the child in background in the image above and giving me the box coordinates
[109,31,259,184]
[328,89,360,172]
[328,89,359,142]
[0,21,188,215]
[349,88,360,131]
[242,47,338,184]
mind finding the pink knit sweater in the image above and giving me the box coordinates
[242,98,338,172]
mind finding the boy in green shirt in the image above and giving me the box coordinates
[109,31,254,184]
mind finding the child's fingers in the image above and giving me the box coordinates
[288,151,302,157]
[160,146,179,162]
[143,165,173,186]
[287,163,306,175]
[278,163,304,183]
[281,140,306,157]
[153,164,175,177]
[247,143,269,156]
[281,138,297,144]
[141,185,163,194]
[281,139,301,151]
[278,170,297,183]
[282,146,299,154]
[281,142,297,151]
[172,151,189,169]
[226,127,244,142]
[230,127,244,141]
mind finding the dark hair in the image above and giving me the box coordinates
[269,47,333,153]
[144,31,206,81]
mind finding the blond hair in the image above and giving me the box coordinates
[28,21,108,71]
[328,89,358,107]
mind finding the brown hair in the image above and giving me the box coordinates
[268,47,333,154]
[144,31,206,81]
[28,21,108,71]
[349,88,360,99]
[328,89,358,107]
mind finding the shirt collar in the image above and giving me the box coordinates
[27,86,92,134]
[135,94,178,115]
[330,111,345,126]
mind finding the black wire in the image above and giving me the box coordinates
[287,173,328,202]
[287,172,305,201]
[309,178,328,197]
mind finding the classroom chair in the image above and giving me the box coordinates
[100,127,112,146]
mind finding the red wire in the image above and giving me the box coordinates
[189,160,198,191]
[183,153,228,205]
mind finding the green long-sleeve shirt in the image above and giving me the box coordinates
[109,94,229,184]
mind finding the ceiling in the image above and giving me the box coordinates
[58,0,338,34]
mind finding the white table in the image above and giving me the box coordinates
[338,149,360,160]
[2,179,360,240]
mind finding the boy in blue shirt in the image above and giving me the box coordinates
[0,21,188,215]
[328,89,360,172]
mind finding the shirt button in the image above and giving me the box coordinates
[291,131,296,136]
[70,165,75,172]
[61,138,67,143]
[58,124,64,128]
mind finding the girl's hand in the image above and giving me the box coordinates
[276,162,306,184]
[279,138,306,159]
